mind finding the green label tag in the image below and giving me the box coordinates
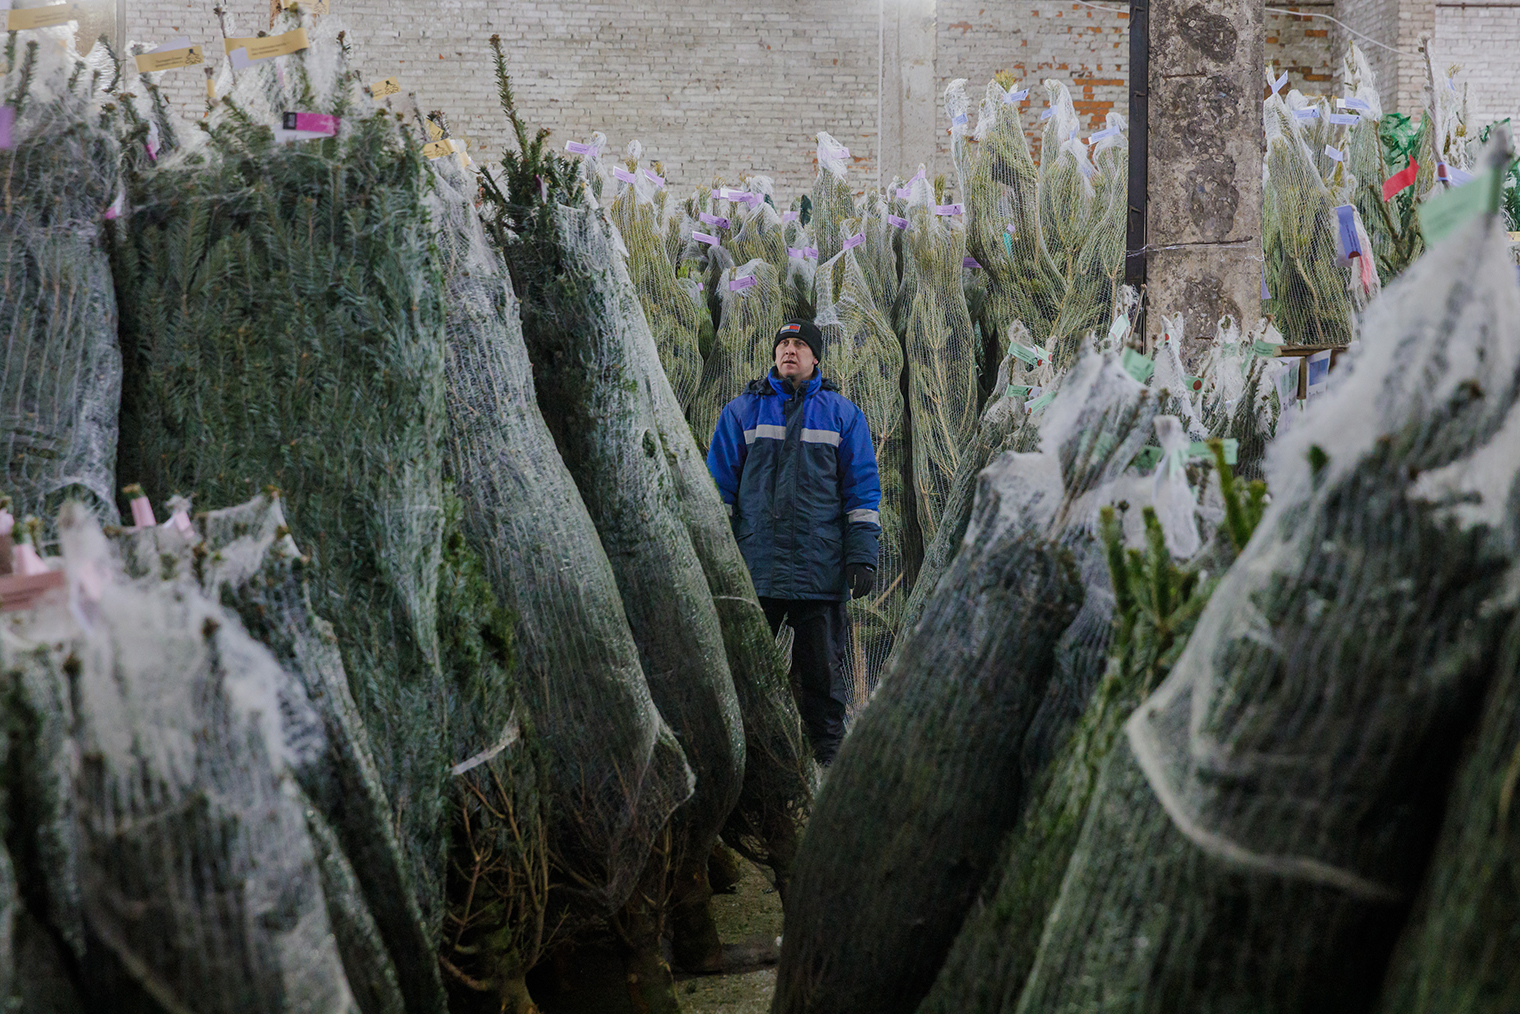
[1250,340,1282,357]
[1189,439,1238,465]
[1183,374,1205,393]
[1132,446,1163,471]
[1002,232,1014,256]
[1121,347,1154,383]
[1009,342,1045,366]
[1005,384,1037,399]
[1108,315,1130,343]
[1027,390,1056,412]
[1421,164,1504,245]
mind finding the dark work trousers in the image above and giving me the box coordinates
[759,597,850,765]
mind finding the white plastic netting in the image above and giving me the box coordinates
[897,175,980,548]
[1,27,122,531]
[1012,206,1520,1013]
[688,258,786,452]
[2,503,358,1012]
[816,221,910,708]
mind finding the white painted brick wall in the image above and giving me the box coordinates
[122,0,1513,200]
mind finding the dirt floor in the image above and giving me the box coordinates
[676,857,784,1014]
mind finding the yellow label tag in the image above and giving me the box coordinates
[423,138,460,159]
[6,3,74,31]
[368,76,399,99]
[206,75,216,99]
[224,27,309,62]
[134,45,203,73]
[425,120,443,140]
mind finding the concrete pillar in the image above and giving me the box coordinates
[1334,0,1434,115]
[1144,0,1266,357]
[878,0,938,189]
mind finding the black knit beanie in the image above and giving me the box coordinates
[774,318,824,362]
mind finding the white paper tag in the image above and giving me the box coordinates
[1089,125,1121,142]
[692,231,720,246]
[1004,88,1028,104]
[1324,144,1345,162]
[1328,113,1358,126]
[782,210,799,221]
[1292,108,1320,120]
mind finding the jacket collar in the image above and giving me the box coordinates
[766,367,822,398]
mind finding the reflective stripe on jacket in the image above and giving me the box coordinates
[706,369,881,601]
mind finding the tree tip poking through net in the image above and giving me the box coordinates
[3,24,123,535]
[688,258,785,454]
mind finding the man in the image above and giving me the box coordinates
[706,318,881,764]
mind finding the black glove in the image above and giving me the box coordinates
[846,563,876,600]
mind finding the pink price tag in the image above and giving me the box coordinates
[613,166,636,183]
[729,275,757,291]
[565,141,596,156]
[692,231,720,246]
[804,246,819,259]
[12,544,48,577]
[282,111,338,135]
[787,247,804,258]
[642,168,664,186]
[934,203,965,216]
[887,214,909,229]
[699,211,731,229]
[843,232,865,250]
[0,510,11,537]
[895,187,911,199]
[166,510,194,536]
[130,496,157,528]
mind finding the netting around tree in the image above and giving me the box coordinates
[810,131,856,267]
[110,12,456,976]
[1263,91,1358,346]
[897,176,980,548]
[610,142,704,410]
[1011,211,1520,1014]
[1044,116,1127,370]
[2,503,359,1012]
[1,29,121,531]
[774,351,1158,1014]
[688,258,786,453]
[497,192,744,977]
[963,79,1065,352]
[816,223,910,709]
[1037,81,1096,293]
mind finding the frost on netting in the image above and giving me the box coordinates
[817,222,910,708]
[1014,210,1520,1013]
[1,504,358,1012]
[1,27,122,530]
[688,258,786,452]
[111,12,456,984]
[774,351,1158,1014]
[898,174,980,548]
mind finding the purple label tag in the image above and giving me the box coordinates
[895,187,911,199]
[1338,97,1372,112]
[697,281,705,292]
[788,247,805,258]
[0,106,14,151]
[963,256,981,269]
[1334,204,1361,262]
[828,146,850,160]
[699,211,731,229]
[693,231,720,246]
[1004,88,1028,104]
[934,203,964,216]
[804,246,819,259]
[282,111,338,135]
[952,112,968,126]
[643,168,664,186]
[1039,108,1055,121]
[887,214,909,229]
[1292,108,1319,120]
[1090,125,1121,142]
[729,274,757,292]
[1271,71,1289,95]
[843,232,865,250]
[565,140,596,156]
[1262,268,1271,300]
[783,210,799,221]
[1328,113,1358,126]
[613,166,636,183]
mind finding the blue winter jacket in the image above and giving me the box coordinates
[706,369,882,601]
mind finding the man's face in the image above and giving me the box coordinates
[775,336,817,381]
